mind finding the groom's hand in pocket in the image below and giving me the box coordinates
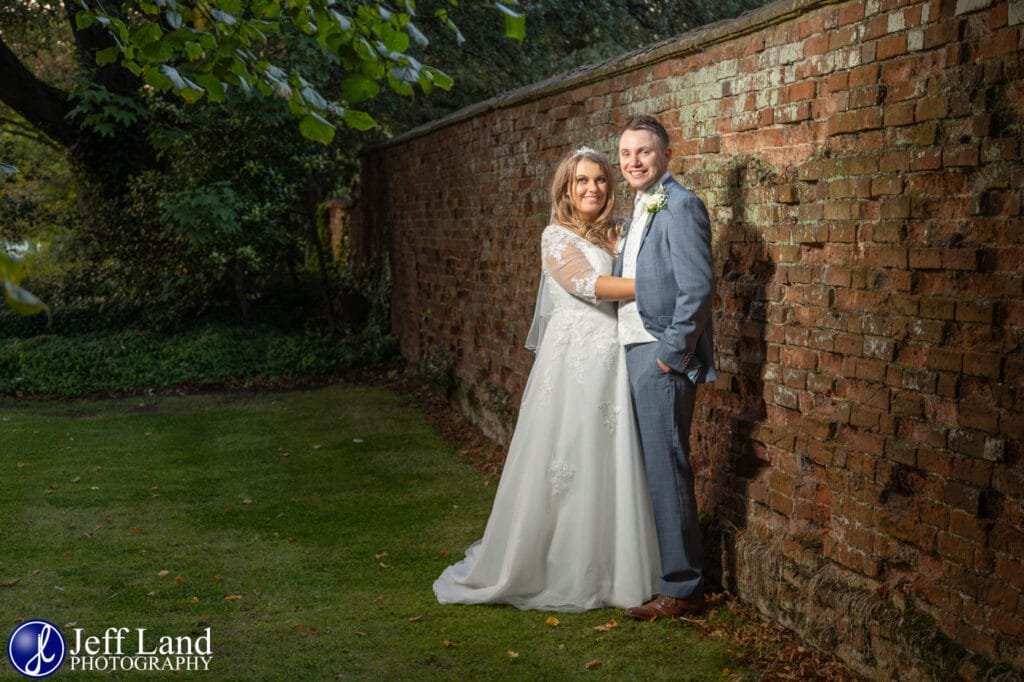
[656,353,693,374]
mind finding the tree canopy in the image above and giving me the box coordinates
[1,0,770,329]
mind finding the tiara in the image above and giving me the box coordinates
[574,145,599,155]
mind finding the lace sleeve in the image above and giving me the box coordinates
[541,226,599,305]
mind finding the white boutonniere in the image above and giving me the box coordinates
[641,184,668,214]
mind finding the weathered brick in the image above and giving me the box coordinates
[944,144,981,167]
[877,34,908,59]
[829,107,884,135]
[368,3,1024,675]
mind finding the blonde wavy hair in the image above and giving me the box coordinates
[549,147,621,253]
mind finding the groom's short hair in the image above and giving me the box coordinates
[621,115,670,149]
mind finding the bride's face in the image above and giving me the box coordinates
[570,159,609,222]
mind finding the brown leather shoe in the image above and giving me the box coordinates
[626,594,706,621]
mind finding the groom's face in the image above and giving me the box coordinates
[618,129,671,193]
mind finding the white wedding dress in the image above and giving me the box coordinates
[433,224,660,611]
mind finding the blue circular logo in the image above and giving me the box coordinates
[7,620,66,678]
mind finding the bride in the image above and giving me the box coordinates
[433,147,660,611]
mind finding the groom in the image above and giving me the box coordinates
[614,115,717,620]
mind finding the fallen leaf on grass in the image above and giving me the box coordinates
[375,550,388,559]
[354,631,368,637]
[442,639,458,648]
[585,659,602,670]
[1,578,19,588]
[506,650,519,660]
[408,615,423,623]
[545,616,560,627]
[174,576,184,586]
[157,570,170,577]
[593,618,618,633]
[209,575,222,583]
[243,499,253,506]
[378,562,391,569]
[131,527,141,534]
[71,476,80,483]
[223,594,242,601]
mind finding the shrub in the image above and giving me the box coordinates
[0,324,397,398]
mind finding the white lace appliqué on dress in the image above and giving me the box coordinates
[433,224,660,612]
[548,460,575,495]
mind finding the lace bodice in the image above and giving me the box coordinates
[540,224,611,305]
[526,225,617,351]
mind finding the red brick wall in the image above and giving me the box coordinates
[359,0,1024,675]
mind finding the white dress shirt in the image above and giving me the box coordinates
[618,180,665,346]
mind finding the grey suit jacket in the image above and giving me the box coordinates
[614,176,717,384]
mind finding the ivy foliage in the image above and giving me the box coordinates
[75,0,526,144]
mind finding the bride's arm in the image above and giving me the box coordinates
[595,276,634,301]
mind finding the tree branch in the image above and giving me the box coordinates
[0,37,75,148]
[0,114,63,150]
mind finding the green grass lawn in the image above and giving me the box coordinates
[0,384,751,680]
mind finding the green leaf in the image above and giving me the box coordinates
[131,20,164,46]
[210,9,237,25]
[495,2,525,43]
[160,64,188,90]
[389,64,419,85]
[340,74,379,104]
[2,281,49,319]
[386,74,414,96]
[377,21,409,53]
[423,66,453,91]
[75,11,96,30]
[143,65,175,91]
[299,113,335,144]
[331,10,351,31]
[342,108,377,131]
[194,74,226,102]
[406,21,429,47]
[179,84,205,104]
[95,46,120,66]
[0,252,22,282]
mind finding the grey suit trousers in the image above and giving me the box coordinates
[624,341,704,599]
